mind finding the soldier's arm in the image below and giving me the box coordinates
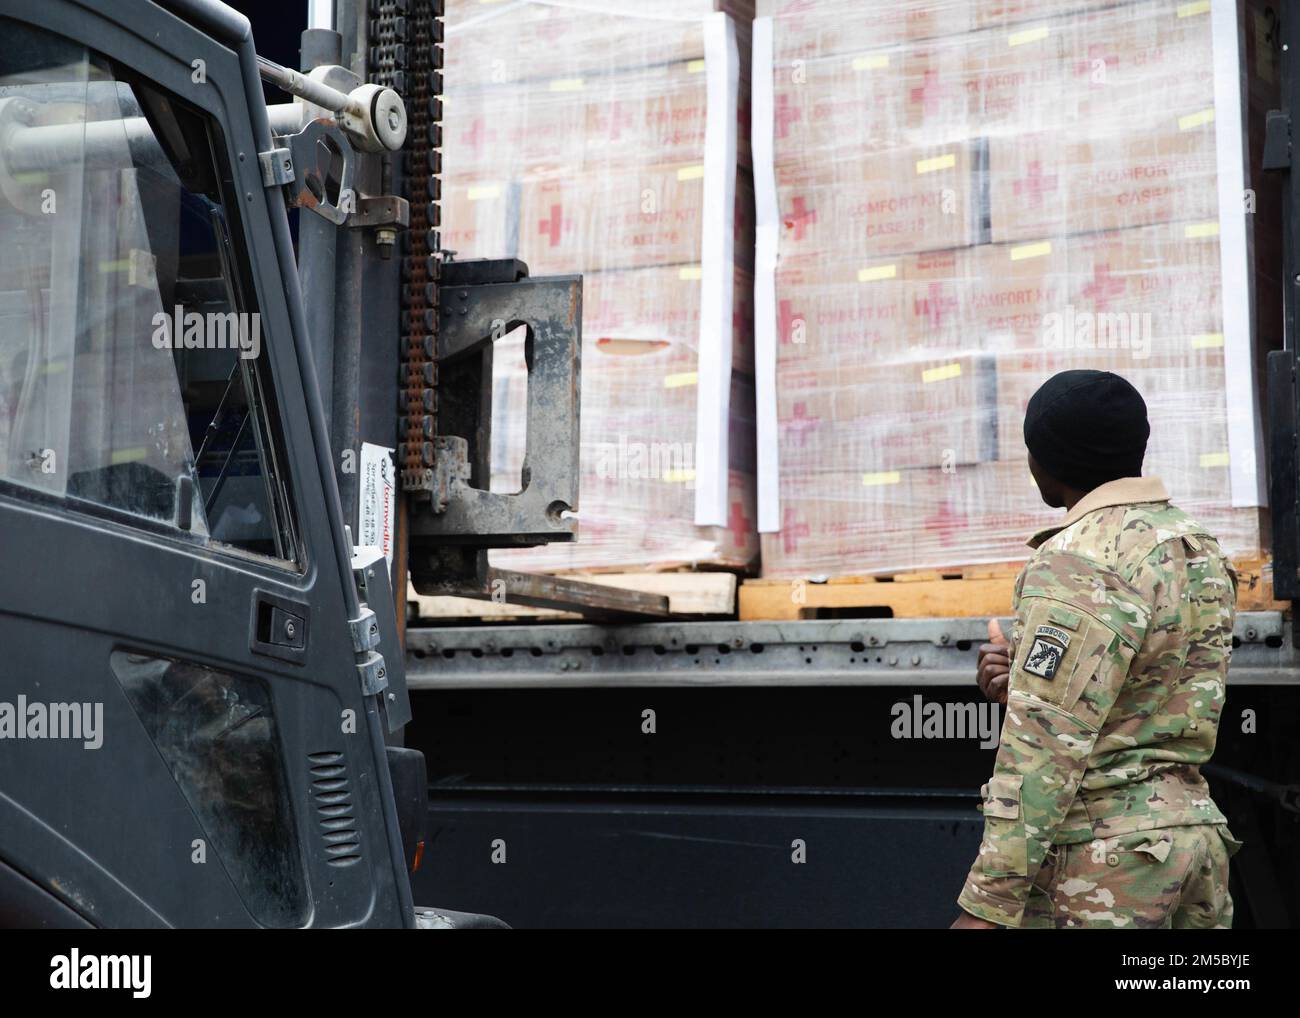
[956,548,1152,927]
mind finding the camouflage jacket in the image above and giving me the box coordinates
[958,477,1237,927]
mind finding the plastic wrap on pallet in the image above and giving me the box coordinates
[754,0,1278,579]
[442,0,758,569]
[490,322,758,570]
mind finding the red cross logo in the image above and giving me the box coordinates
[728,501,752,548]
[914,282,951,330]
[784,402,820,446]
[909,69,955,116]
[781,506,811,554]
[775,93,801,139]
[783,196,817,241]
[923,500,962,543]
[538,203,565,247]
[1012,161,1059,208]
[1082,263,1125,310]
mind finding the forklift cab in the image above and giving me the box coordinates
[0,0,419,926]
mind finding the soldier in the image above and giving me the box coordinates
[952,370,1242,929]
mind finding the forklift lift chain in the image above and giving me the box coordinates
[370,0,443,497]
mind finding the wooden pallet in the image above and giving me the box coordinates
[410,571,738,622]
[738,557,1284,621]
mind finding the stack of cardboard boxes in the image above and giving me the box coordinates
[756,0,1279,578]
[441,0,759,571]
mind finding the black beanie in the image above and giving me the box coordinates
[1023,370,1149,491]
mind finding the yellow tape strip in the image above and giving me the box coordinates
[852,54,890,71]
[1178,107,1215,131]
[857,264,897,282]
[110,448,147,466]
[1200,452,1230,468]
[678,265,703,280]
[687,59,706,73]
[862,471,902,487]
[1177,1,1210,16]
[664,372,698,388]
[467,184,500,200]
[1185,222,1220,238]
[915,153,956,175]
[549,77,584,92]
[663,468,696,483]
[1190,333,1225,349]
[677,164,706,181]
[1009,26,1049,46]
[922,362,963,384]
[1010,241,1052,261]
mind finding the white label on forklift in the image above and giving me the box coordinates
[359,443,396,570]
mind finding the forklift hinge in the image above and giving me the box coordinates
[348,606,382,653]
[356,649,389,696]
[258,146,295,187]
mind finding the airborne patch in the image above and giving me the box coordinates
[1023,624,1071,681]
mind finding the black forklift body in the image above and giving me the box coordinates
[0,0,414,927]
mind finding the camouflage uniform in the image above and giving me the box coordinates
[958,477,1243,929]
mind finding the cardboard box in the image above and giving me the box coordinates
[583,265,755,375]
[988,123,1217,244]
[445,0,751,87]
[768,40,982,166]
[775,141,977,259]
[777,352,998,474]
[759,459,1054,578]
[759,469,919,579]
[771,256,907,363]
[759,0,974,60]
[518,164,754,274]
[445,59,749,178]
[1067,0,1217,128]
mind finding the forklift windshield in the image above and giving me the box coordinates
[0,17,298,563]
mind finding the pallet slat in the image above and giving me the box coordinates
[739,558,1283,621]
[411,571,738,621]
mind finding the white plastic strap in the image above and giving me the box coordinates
[694,11,740,527]
[752,16,781,533]
[1212,0,1265,508]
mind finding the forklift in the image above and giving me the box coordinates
[0,0,1297,929]
[0,0,594,927]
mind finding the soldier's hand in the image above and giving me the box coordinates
[977,619,1012,705]
[949,911,999,929]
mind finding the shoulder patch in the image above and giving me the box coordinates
[1023,624,1071,680]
